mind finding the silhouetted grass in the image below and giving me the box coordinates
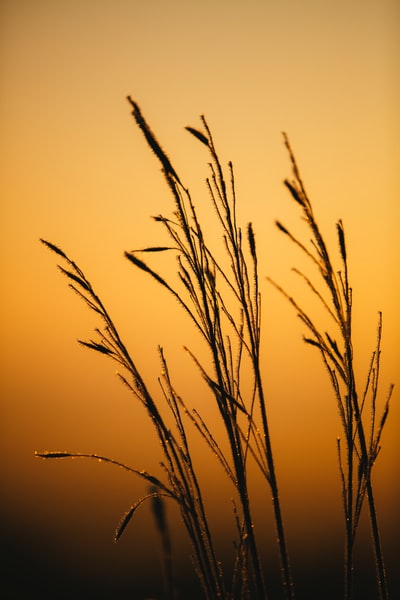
[269,133,393,600]
[36,100,394,600]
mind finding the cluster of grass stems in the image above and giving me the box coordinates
[37,99,393,600]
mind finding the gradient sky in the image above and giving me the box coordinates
[1,1,399,597]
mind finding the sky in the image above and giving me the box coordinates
[1,0,399,598]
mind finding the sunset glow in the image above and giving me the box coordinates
[1,1,399,598]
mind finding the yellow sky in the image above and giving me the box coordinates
[1,0,399,597]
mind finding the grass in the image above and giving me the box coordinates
[269,134,394,600]
[36,99,394,599]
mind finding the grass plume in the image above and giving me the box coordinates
[37,102,394,600]
[270,132,394,600]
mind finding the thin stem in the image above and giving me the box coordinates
[275,133,392,600]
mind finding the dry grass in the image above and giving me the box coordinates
[36,100,394,600]
[269,133,393,600]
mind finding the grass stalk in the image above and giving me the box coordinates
[37,239,225,599]
[37,100,297,598]
[37,100,393,599]
[271,133,393,600]
[125,98,295,598]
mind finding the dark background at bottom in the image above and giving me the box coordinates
[3,540,399,600]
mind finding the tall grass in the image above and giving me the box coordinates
[269,134,394,600]
[36,100,393,599]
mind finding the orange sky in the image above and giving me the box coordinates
[1,1,399,597]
